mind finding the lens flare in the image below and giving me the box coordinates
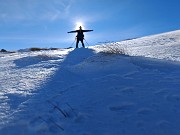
[75,22,85,30]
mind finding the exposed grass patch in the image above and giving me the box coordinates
[29,47,59,51]
[100,43,128,55]
[0,49,15,53]
[30,48,48,51]
[0,49,7,52]
[49,48,59,50]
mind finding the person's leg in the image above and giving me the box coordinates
[81,40,85,47]
[76,39,79,48]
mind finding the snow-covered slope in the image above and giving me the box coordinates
[0,30,180,135]
[95,30,180,61]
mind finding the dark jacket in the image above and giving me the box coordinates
[76,30,84,40]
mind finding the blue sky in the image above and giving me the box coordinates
[0,0,180,50]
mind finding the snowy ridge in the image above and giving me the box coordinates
[0,30,180,135]
[95,30,180,61]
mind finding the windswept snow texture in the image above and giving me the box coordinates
[0,30,180,135]
[97,30,180,61]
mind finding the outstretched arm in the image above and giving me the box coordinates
[67,30,78,33]
[82,30,93,32]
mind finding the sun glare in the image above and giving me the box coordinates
[75,22,85,30]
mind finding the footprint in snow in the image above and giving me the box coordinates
[165,94,180,102]
[156,120,171,128]
[154,89,168,95]
[121,87,134,94]
[109,102,135,112]
[136,121,145,128]
[73,112,91,123]
[137,108,153,115]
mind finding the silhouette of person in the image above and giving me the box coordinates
[76,26,84,48]
[68,26,93,48]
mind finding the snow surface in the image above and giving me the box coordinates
[0,30,180,135]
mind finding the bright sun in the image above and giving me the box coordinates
[75,22,85,30]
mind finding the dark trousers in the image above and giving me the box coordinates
[76,38,85,48]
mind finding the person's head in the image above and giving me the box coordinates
[79,26,82,30]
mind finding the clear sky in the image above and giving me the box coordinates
[0,0,180,50]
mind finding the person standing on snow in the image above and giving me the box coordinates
[75,26,85,48]
[68,26,93,48]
